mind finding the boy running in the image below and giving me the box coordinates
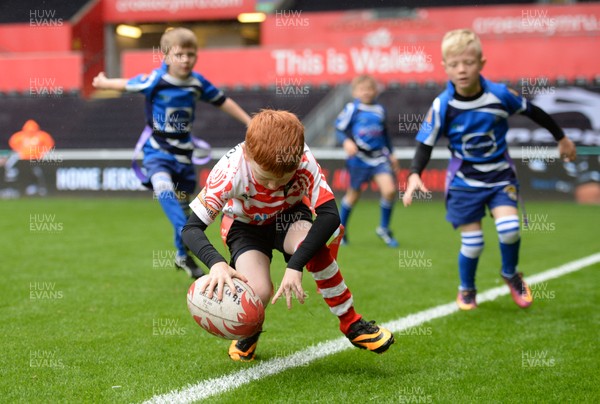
[335,75,400,247]
[403,29,576,310]
[93,28,251,279]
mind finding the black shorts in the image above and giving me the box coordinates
[226,203,313,267]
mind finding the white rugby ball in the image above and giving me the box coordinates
[187,278,265,340]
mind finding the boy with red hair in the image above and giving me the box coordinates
[182,109,394,361]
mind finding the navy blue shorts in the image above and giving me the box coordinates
[446,184,519,228]
[225,203,313,267]
[347,161,394,190]
[142,153,196,194]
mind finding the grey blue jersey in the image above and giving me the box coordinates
[335,99,392,168]
[417,76,529,189]
[126,64,225,163]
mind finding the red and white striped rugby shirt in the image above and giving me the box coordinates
[190,143,335,226]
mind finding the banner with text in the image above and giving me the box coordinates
[103,0,255,22]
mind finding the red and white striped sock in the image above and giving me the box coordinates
[306,245,361,334]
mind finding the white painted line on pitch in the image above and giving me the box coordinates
[144,253,600,404]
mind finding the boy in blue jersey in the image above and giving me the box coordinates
[93,28,251,279]
[335,75,400,247]
[402,29,576,310]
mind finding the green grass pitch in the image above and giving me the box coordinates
[1,198,598,403]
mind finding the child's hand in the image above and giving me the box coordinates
[200,262,248,301]
[271,268,305,309]
[402,173,429,207]
[92,72,107,89]
[343,138,358,156]
[91,73,127,91]
[558,137,577,162]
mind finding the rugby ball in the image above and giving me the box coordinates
[187,278,265,340]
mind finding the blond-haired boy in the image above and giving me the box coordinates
[403,29,576,310]
[335,74,400,247]
[93,28,251,279]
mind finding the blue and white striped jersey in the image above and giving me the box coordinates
[416,76,529,189]
[125,64,225,163]
[335,99,392,168]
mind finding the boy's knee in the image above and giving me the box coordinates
[382,190,396,202]
[254,282,274,307]
[460,230,484,258]
[151,173,175,197]
[343,191,360,206]
[495,215,520,244]
[498,229,520,244]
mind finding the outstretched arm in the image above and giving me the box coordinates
[219,98,251,126]
[523,104,576,162]
[271,199,340,309]
[285,199,340,272]
[92,72,127,91]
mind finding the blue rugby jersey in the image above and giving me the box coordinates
[335,99,392,168]
[125,64,225,164]
[416,76,529,189]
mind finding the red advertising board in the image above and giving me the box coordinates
[122,4,599,87]
[122,35,597,87]
[0,53,82,93]
[0,24,71,53]
[261,4,600,47]
[103,0,256,22]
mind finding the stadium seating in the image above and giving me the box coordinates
[1,0,597,150]
[0,0,87,23]
[0,87,332,149]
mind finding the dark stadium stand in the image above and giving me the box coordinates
[290,0,537,12]
[0,0,88,23]
[193,86,332,146]
[2,80,598,150]
[0,87,332,149]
